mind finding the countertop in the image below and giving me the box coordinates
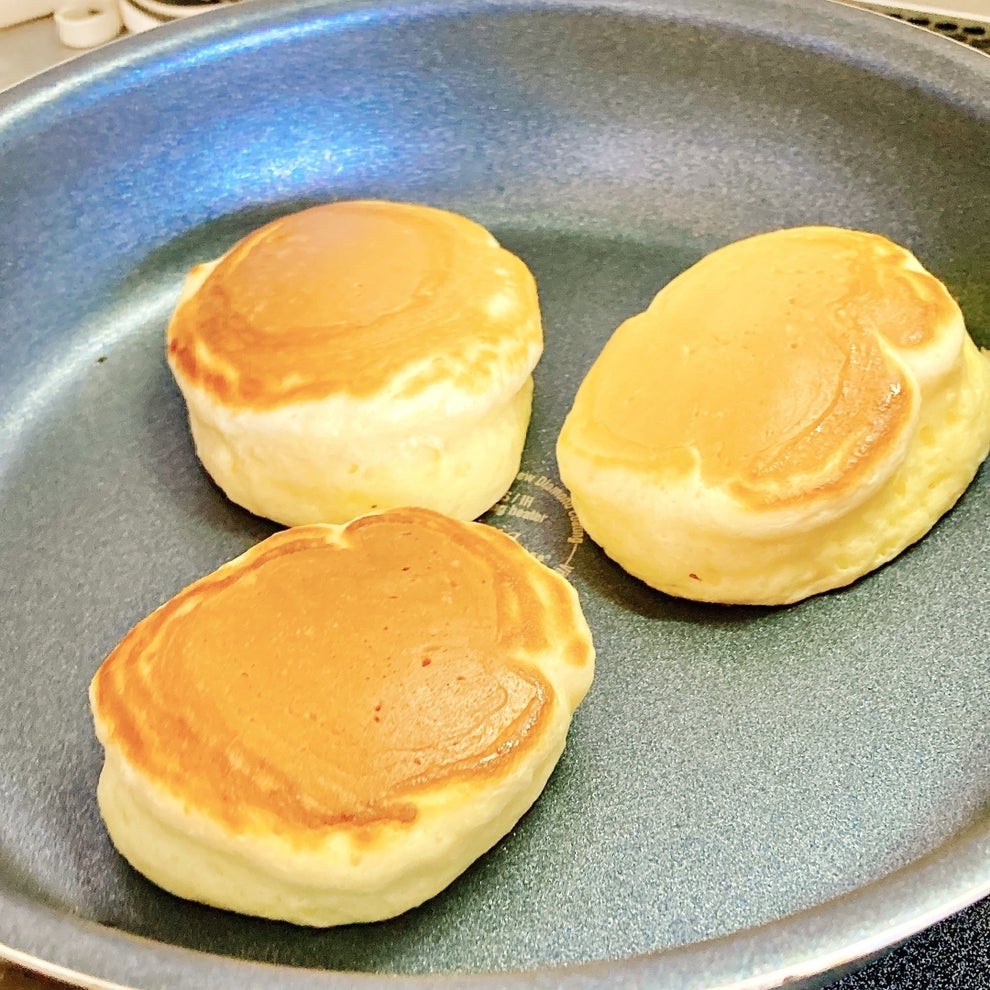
[0,14,95,90]
[0,5,988,989]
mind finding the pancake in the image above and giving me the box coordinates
[89,508,595,926]
[557,226,990,605]
[166,200,543,526]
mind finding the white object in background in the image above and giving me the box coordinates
[117,0,162,33]
[136,0,228,17]
[54,0,121,47]
[0,0,56,30]
[118,0,227,34]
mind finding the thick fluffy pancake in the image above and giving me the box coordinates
[90,508,594,925]
[166,200,543,525]
[557,226,990,605]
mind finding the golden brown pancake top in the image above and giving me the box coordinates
[166,201,540,409]
[91,510,586,841]
[561,227,956,510]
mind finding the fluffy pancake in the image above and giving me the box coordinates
[90,508,594,926]
[557,226,990,605]
[166,200,543,526]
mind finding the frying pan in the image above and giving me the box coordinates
[1,1,988,987]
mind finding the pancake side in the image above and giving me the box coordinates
[90,508,594,924]
[558,227,990,604]
[165,201,543,525]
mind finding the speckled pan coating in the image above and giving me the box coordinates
[0,1,988,988]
